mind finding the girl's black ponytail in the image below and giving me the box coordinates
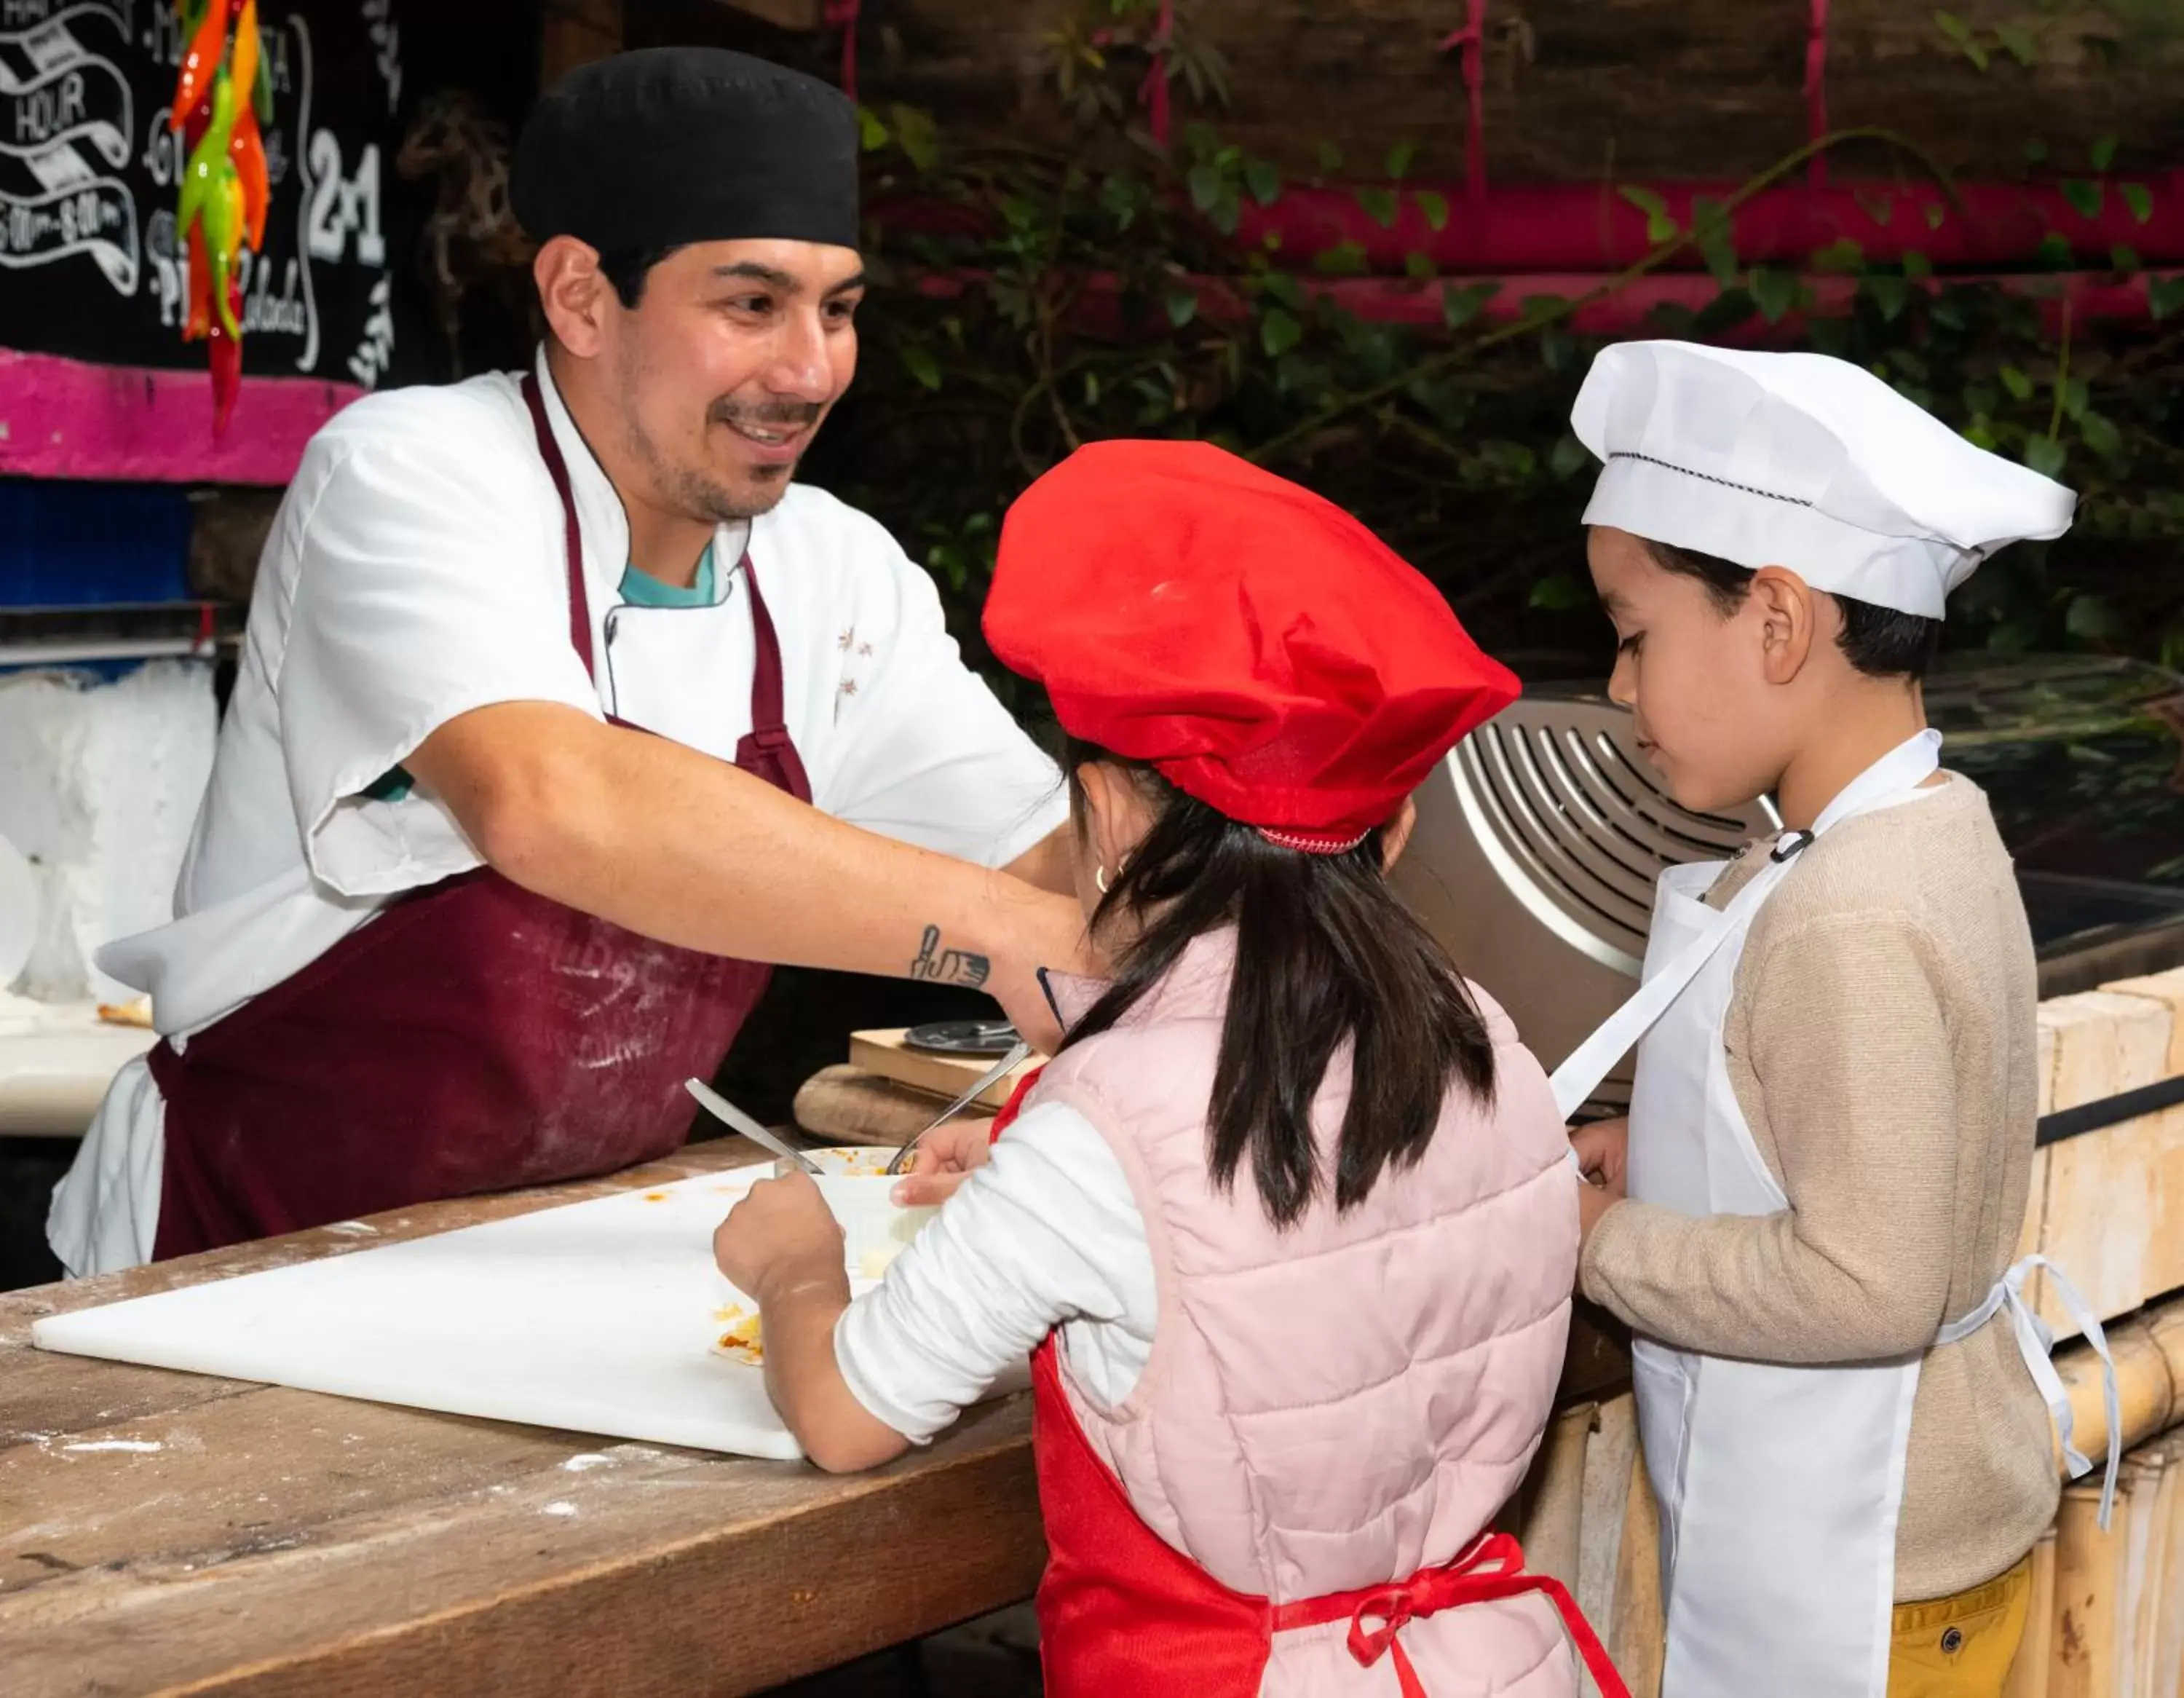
[1058,742,1497,1228]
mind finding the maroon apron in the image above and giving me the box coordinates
[149,371,810,1259]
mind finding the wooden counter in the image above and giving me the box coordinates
[2,1132,1635,1698]
[0,1140,1043,1698]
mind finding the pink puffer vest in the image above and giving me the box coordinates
[1034,931,1581,1696]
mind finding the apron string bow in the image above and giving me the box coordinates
[1276,1531,1631,1698]
[2011,1257,2123,1528]
[1344,1532,1522,1667]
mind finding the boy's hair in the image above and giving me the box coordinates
[1056,739,1497,1229]
[1645,540,1943,681]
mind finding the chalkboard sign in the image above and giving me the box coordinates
[0,0,408,390]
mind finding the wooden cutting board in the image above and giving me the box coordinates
[848,1030,1037,1109]
[794,1064,997,1148]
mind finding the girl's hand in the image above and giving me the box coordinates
[713,1171,846,1300]
[890,1118,997,1208]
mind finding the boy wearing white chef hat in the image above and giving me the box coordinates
[1557,340,2119,1698]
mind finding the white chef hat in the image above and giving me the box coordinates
[1572,340,2076,618]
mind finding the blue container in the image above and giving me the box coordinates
[0,479,195,609]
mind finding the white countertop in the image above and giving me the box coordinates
[0,995,158,1138]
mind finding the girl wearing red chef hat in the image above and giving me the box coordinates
[716,441,1620,1698]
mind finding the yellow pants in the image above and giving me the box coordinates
[1886,1555,2033,1698]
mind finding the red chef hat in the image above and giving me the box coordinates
[984,440,1521,852]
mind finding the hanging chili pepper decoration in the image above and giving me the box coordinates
[823,0,859,102]
[170,0,271,438]
[1439,0,1489,208]
[1139,0,1174,150]
[1805,0,1831,188]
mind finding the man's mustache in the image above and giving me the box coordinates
[710,398,826,430]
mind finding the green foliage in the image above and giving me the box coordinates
[828,8,2184,684]
[1618,186,1679,246]
[1934,12,1990,69]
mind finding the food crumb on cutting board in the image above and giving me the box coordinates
[711,1303,764,1365]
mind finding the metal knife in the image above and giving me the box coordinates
[885,1038,1034,1177]
[684,1078,823,1174]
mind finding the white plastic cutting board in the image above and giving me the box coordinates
[31,1166,819,1459]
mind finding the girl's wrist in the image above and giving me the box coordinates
[756,1259,850,1311]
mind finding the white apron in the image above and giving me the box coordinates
[1551,732,2120,1698]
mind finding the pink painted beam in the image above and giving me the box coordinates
[914,266,2173,341]
[873,176,2184,277]
[0,349,365,486]
[1296,269,2167,339]
[1232,177,2184,277]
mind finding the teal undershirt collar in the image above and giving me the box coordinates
[616,541,719,609]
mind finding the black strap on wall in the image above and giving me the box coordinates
[2036,1073,2184,1148]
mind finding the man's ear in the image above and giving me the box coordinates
[1748,565,1821,685]
[534,236,615,359]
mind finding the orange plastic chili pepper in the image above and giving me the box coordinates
[230,0,261,118]
[172,0,228,131]
[232,103,269,250]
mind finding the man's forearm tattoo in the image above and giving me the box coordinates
[910,924,992,990]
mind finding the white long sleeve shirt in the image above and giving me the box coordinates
[834,1099,1157,1442]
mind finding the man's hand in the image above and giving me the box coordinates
[713,1171,847,1303]
[890,1118,997,1207]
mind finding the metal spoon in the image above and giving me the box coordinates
[684,1078,823,1175]
[885,1039,1034,1177]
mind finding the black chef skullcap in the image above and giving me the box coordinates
[513,48,860,256]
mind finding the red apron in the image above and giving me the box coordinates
[149,371,810,1260]
[984,1078,1631,1698]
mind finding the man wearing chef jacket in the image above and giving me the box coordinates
[49,49,1083,1277]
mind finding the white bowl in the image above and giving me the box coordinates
[776,1145,937,1280]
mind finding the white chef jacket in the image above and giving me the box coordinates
[50,350,1068,1277]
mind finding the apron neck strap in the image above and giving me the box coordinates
[519,368,790,738]
[1800,728,1943,842]
[1548,727,1944,1119]
[739,554,791,742]
[522,367,799,789]
[520,368,598,683]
